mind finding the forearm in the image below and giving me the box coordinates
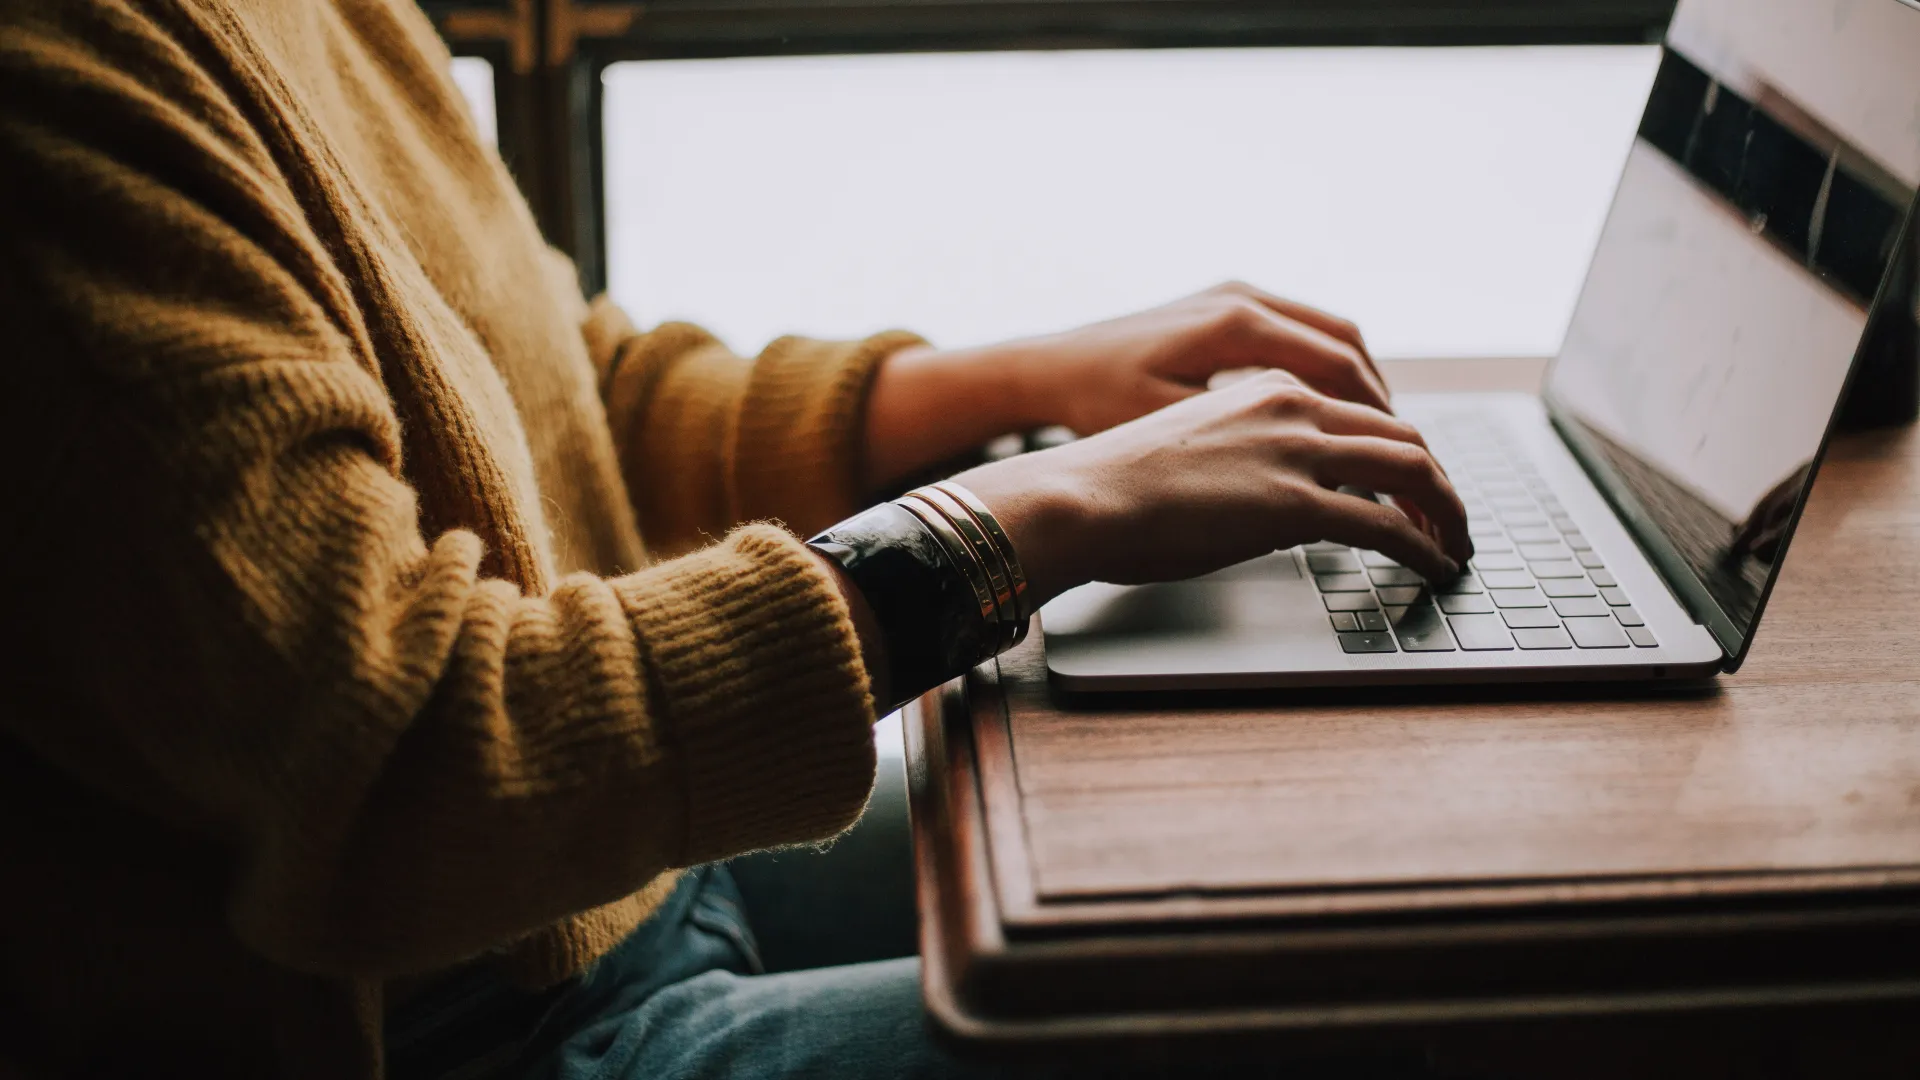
[860,342,1051,492]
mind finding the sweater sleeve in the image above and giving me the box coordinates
[581,296,925,556]
[0,3,875,978]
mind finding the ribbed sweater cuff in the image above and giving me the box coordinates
[614,524,878,864]
[733,330,927,534]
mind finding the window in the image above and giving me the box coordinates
[449,56,498,147]
[603,46,1658,359]
[428,0,1677,301]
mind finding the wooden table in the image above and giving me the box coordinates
[905,358,1920,1074]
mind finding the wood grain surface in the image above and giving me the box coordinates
[1003,357,1920,906]
[909,358,1920,1061]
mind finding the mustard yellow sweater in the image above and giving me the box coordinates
[0,1,916,1075]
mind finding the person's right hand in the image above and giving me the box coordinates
[953,370,1472,607]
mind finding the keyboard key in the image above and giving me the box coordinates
[1307,551,1360,574]
[1448,613,1516,651]
[1565,616,1630,648]
[1551,515,1580,532]
[1510,526,1559,544]
[1330,612,1360,632]
[1438,593,1495,614]
[1518,542,1571,561]
[1577,551,1607,569]
[1369,567,1424,587]
[1498,510,1548,527]
[1392,605,1457,652]
[1514,627,1575,650]
[1468,520,1506,538]
[1563,532,1592,550]
[1627,626,1660,647]
[1529,560,1585,578]
[1438,575,1484,595]
[1324,593,1381,612]
[1589,569,1618,587]
[1471,553,1525,571]
[1600,587,1631,606]
[1376,585,1425,606]
[1359,550,1402,568]
[1502,608,1563,629]
[1315,572,1373,592]
[1338,631,1398,654]
[1541,579,1597,597]
[1490,587,1550,608]
[1470,536,1515,553]
[1357,610,1390,632]
[1385,605,1409,623]
[1552,596,1610,618]
[1479,569,1534,589]
[1613,605,1645,627]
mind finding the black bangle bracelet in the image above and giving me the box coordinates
[807,502,995,710]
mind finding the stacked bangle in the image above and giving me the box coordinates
[806,481,1032,709]
[902,484,1031,652]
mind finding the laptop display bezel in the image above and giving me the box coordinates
[1540,162,1917,672]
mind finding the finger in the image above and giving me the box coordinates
[1301,398,1462,542]
[1298,393,1430,451]
[1216,282,1385,392]
[1233,305,1393,415]
[1309,436,1473,564]
[1305,489,1460,582]
[1301,396,1453,536]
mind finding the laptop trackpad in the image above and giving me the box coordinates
[1044,551,1324,644]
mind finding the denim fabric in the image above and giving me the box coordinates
[387,760,1438,1080]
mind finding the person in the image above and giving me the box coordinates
[0,0,1472,1077]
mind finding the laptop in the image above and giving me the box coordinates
[1043,0,1920,691]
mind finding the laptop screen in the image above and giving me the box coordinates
[1541,0,1920,667]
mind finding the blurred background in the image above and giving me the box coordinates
[434,2,1672,361]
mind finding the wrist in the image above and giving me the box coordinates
[957,337,1062,433]
[948,454,1093,609]
[862,342,1055,491]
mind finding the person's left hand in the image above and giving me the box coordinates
[864,282,1392,491]
[1006,281,1390,435]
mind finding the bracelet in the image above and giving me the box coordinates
[901,486,1019,653]
[806,502,996,708]
[931,480,1033,647]
[895,494,1002,639]
[805,482,1033,709]
[906,481,1033,654]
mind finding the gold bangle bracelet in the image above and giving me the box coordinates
[906,486,1019,654]
[894,497,1000,661]
[931,481,1031,630]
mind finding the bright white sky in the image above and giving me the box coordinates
[599,47,1660,360]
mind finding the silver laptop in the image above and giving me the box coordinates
[1044,0,1920,691]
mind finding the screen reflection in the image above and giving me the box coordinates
[1545,0,1920,646]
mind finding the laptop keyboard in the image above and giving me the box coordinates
[1308,411,1659,655]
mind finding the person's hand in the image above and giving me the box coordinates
[1004,280,1390,435]
[862,282,1389,491]
[950,370,1472,607]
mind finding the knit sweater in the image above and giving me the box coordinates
[0,1,916,1075]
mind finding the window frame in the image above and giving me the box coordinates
[429,0,1676,294]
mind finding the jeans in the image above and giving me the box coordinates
[387,757,1435,1080]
